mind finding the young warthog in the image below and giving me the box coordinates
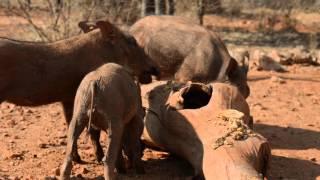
[130,16,250,98]
[0,20,159,162]
[60,63,144,180]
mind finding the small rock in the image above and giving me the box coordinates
[224,138,233,146]
[58,134,67,139]
[268,50,282,62]
[305,93,313,96]
[81,167,89,174]
[270,75,286,84]
[38,143,47,148]
[259,55,286,72]
[310,158,316,162]
[17,116,25,121]
[44,176,58,180]
[24,109,33,114]
[53,167,60,176]
[6,120,17,127]
[8,176,19,180]
[49,110,60,117]
[24,175,35,180]
[76,174,84,179]
[10,152,24,160]
[291,107,297,111]
[311,98,319,104]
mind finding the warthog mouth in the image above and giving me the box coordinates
[179,83,212,109]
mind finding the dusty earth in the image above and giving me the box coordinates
[0,8,320,180]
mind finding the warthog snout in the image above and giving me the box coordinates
[149,66,161,79]
[138,66,160,84]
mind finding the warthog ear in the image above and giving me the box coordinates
[241,53,250,75]
[233,51,250,75]
[78,21,97,33]
[226,57,239,77]
[96,20,117,40]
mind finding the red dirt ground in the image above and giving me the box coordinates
[0,9,320,180]
[0,67,319,180]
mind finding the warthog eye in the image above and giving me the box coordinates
[128,36,138,46]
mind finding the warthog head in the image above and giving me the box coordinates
[227,56,250,99]
[79,20,160,84]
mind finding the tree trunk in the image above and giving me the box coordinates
[155,0,160,15]
[165,0,174,14]
[198,0,204,25]
[141,0,147,17]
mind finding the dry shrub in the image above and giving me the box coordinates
[2,0,141,42]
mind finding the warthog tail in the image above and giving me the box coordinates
[87,81,96,133]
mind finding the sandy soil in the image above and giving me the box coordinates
[0,67,319,180]
[0,8,320,180]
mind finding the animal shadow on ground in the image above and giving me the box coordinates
[254,123,320,150]
[118,155,193,180]
[254,124,320,179]
[268,155,320,180]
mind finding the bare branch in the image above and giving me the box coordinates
[16,0,50,41]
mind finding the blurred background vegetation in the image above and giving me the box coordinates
[0,0,319,50]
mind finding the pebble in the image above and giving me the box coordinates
[81,167,89,174]
[76,174,84,179]
[270,75,286,84]
[24,109,33,114]
[44,176,58,180]
[8,176,19,180]
[24,175,35,180]
[52,167,60,176]
[57,139,67,146]
[38,143,47,149]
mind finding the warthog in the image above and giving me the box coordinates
[0,20,159,162]
[130,16,250,98]
[140,81,270,179]
[78,16,250,98]
[60,63,145,180]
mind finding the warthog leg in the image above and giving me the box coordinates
[60,111,88,180]
[123,114,145,174]
[115,147,126,174]
[62,101,82,163]
[102,116,124,180]
[89,128,104,162]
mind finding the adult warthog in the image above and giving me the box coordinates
[130,16,250,98]
[0,20,159,162]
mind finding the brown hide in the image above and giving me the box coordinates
[130,16,250,98]
[60,64,144,179]
[0,20,159,163]
[0,20,159,106]
[141,81,270,179]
